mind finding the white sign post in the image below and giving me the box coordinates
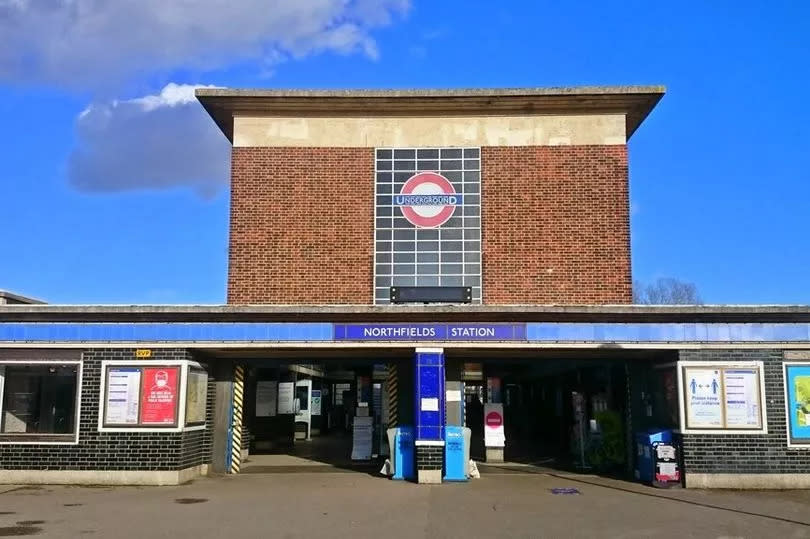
[484,403,505,448]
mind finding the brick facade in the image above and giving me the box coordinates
[416,445,443,471]
[481,146,631,304]
[679,349,810,475]
[229,145,631,305]
[228,147,375,304]
[0,349,214,471]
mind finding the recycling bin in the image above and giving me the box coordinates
[634,429,680,487]
[444,426,471,481]
[387,426,415,480]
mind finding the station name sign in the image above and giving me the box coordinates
[333,323,526,341]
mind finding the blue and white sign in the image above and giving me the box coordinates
[334,323,526,341]
[684,367,723,428]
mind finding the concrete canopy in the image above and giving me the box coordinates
[196,86,666,143]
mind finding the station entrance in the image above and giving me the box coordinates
[448,349,679,474]
[225,348,678,477]
[234,349,413,473]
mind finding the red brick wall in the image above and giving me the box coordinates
[228,147,374,304]
[481,146,631,304]
[228,145,630,305]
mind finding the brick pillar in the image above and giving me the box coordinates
[414,348,445,484]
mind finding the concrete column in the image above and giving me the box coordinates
[414,348,445,484]
[211,360,234,474]
[445,358,463,427]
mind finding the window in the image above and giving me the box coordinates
[677,361,767,434]
[0,361,81,443]
[374,147,482,304]
[98,360,207,432]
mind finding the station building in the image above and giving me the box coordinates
[1,87,810,488]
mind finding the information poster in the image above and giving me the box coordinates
[255,381,278,417]
[185,370,208,425]
[311,390,322,416]
[723,369,761,428]
[277,382,295,415]
[105,367,141,425]
[140,367,179,425]
[684,367,723,428]
[785,363,810,446]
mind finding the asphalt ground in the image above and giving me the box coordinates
[2,470,810,538]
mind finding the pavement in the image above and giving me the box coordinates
[2,470,810,538]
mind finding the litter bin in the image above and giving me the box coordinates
[444,426,471,481]
[634,429,680,487]
[387,426,415,480]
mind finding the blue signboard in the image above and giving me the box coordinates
[785,363,810,446]
[333,323,526,341]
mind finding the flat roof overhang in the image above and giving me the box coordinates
[195,86,666,143]
[1,305,810,324]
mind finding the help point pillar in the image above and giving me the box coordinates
[414,348,445,484]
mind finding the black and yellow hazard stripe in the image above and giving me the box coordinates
[230,364,245,474]
[386,362,398,428]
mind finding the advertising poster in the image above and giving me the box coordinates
[185,370,208,425]
[684,367,723,428]
[140,367,179,425]
[786,364,810,445]
[105,367,141,425]
[277,382,295,415]
[723,369,761,428]
[255,381,277,417]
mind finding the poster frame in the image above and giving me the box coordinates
[677,360,767,435]
[783,361,810,449]
[98,360,206,433]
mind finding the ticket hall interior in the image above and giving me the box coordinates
[213,347,679,475]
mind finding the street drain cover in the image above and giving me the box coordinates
[550,487,580,495]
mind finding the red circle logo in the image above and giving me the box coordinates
[486,411,502,427]
[395,172,459,228]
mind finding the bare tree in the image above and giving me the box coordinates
[633,278,702,305]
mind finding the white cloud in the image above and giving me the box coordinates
[0,0,410,89]
[68,83,230,196]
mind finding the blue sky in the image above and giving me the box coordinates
[0,1,808,305]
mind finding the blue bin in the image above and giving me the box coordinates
[635,429,673,483]
[390,426,415,480]
[444,426,469,482]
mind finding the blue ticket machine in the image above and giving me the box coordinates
[392,426,415,480]
[444,426,470,482]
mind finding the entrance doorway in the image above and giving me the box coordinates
[448,349,678,475]
[224,349,413,473]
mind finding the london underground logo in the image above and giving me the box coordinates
[394,172,461,228]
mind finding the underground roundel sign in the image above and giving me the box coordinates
[394,172,461,228]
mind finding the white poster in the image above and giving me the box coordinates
[484,403,505,447]
[684,368,723,428]
[421,397,439,412]
[723,368,761,428]
[185,370,208,425]
[255,381,277,417]
[105,367,141,425]
[277,382,295,415]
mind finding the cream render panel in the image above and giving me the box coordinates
[232,114,626,147]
